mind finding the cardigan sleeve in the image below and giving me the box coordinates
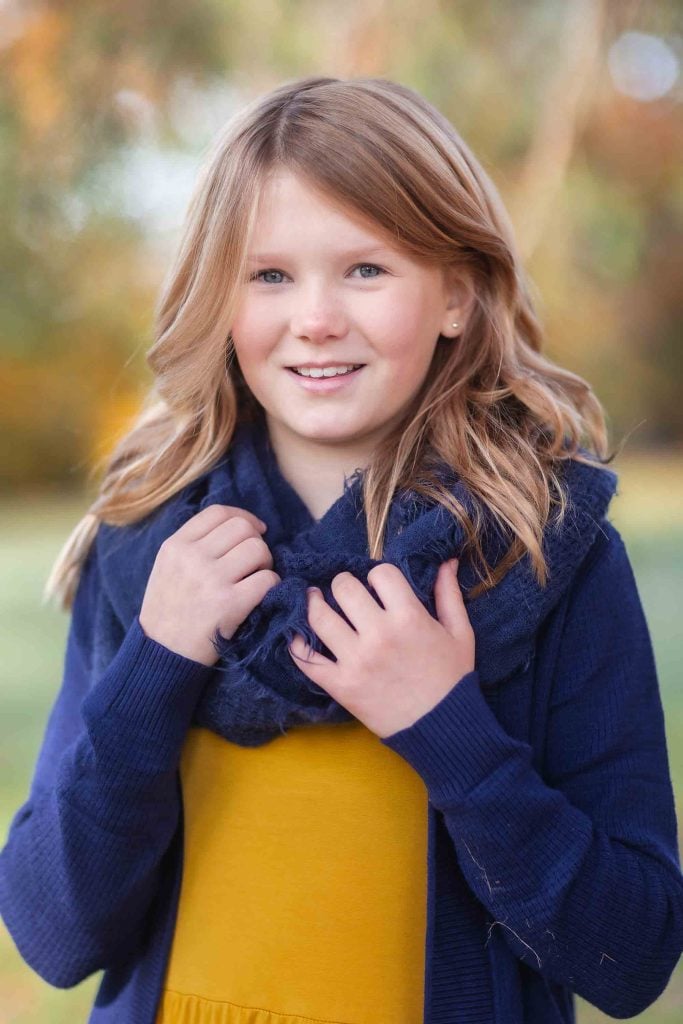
[381,519,683,1019]
[0,531,216,989]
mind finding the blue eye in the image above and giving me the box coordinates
[249,269,285,284]
[248,263,386,284]
[353,263,385,278]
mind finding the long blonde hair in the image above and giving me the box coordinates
[44,74,618,613]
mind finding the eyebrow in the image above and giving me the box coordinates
[246,245,397,262]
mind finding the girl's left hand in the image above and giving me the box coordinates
[287,558,475,739]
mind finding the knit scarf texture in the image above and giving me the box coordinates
[97,415,618,747]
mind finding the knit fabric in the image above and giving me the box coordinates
[94,414,619,747]
[1,431,682,1022]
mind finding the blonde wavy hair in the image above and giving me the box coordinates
[45,74,618,613]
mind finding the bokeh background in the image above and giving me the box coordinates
[1,0,682,1020]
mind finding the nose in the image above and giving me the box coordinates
[289,282,347,343]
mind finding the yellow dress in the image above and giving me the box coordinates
[155,716,429,1024]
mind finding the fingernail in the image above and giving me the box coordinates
[307,586,320,595]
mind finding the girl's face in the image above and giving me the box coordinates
[229,170,471,460]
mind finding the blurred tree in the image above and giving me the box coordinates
[0,0,229,489]
[0,0,681,491]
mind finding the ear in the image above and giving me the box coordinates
[440,265,477,338]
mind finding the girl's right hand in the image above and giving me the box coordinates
[138,504,281,667]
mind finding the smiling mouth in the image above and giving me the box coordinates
[286,365,365,378]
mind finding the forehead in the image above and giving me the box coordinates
[250,170,399,247]
[248,169,448,280]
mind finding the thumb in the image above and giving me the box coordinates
[434,558,467,636]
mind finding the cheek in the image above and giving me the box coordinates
[372,289,440,361]
[383,324,438,382]
[230,292,271,338]
[230,311,274,369]
[390,356,432,406]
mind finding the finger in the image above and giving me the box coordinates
[366,561,421,614]
[436,558,463,593]
[306,587,358,655]
[434,559,466,634]
[181,504,267,541]
[201,519,269,561]
[329,572,384,631]
[288,633,335,688]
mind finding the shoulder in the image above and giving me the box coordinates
[566,516,635,604]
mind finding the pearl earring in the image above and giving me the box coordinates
[451,322,460,330]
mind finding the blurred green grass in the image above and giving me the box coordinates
[1,453,682,1022]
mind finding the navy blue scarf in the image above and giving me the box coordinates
[97,416,618,747]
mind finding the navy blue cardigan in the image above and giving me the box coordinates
[1,497,682,1022]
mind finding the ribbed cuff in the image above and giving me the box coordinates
[380,670,533,805]
[81,615,216,765]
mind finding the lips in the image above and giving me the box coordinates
[286,365,365,389]
[286,364,366,373]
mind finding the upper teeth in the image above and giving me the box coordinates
[293,364,360,377]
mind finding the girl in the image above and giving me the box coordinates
[1,76,681,1024]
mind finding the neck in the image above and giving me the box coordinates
[264,416,375,522]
